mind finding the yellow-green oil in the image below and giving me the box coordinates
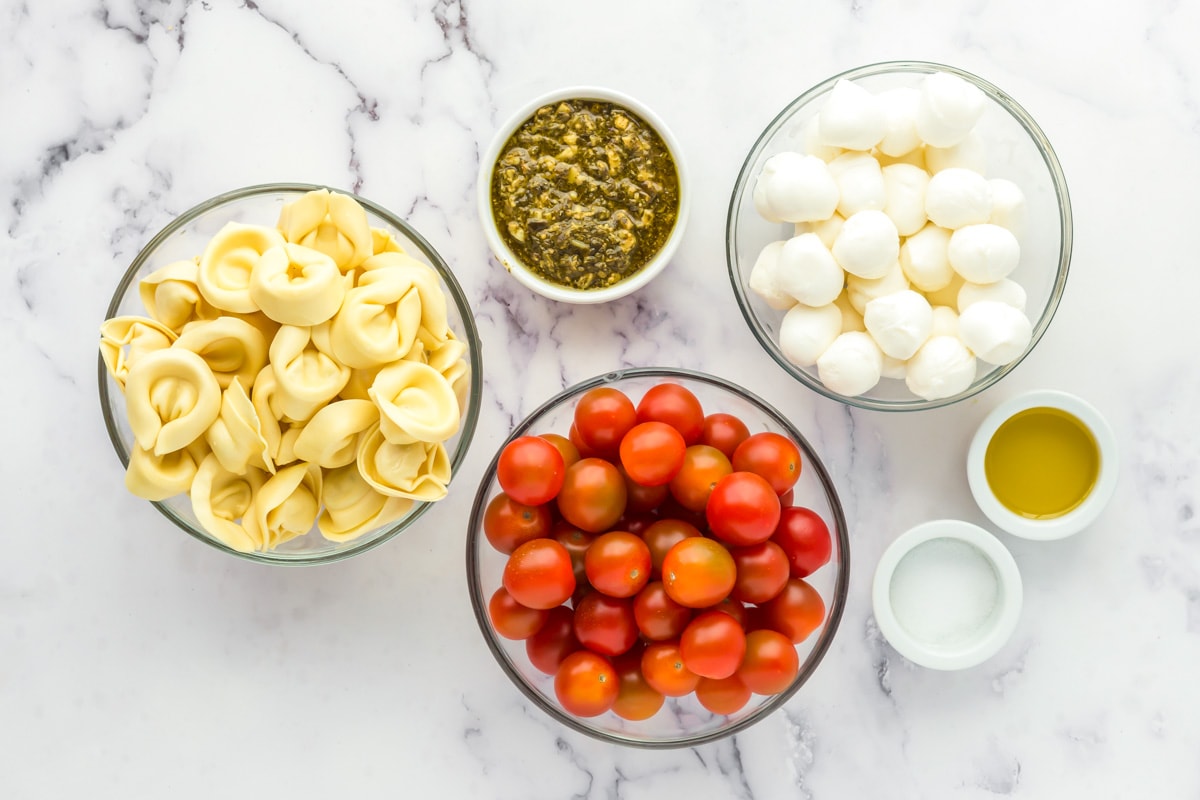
[984,407,1100,519]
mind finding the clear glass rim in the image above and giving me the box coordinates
[97,182,484,566]
[726,60,1074,412]
[464,366,851,748]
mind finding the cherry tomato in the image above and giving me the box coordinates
[554,651,618,717]
[732,432,803,495]
[680,610,747,680]
[574,387,637,457]
[636,383,704,444]
[503,539,576,610]
[539,433,580,469]
[700,413,750,459]
[640,641,701,697]
[759,578,825,643]
[487,587,549,640]
[737,629,800,695]
[703,596,748,628]
[573,592,638,656]
[633,581,693,641]
[619,421,687,487]
[557,458,627,533]
[641,518,702,575]
[771,506,833,578]
[553,523,594,587]
[568,423,601,459]
[669,445,732,512]
[621,466,670,513]
[611,650,665,721]
[695,674,751,715]
[584,531,652,598]
[483,493,551,555]
[706,472,781,547]
[661,537,736,608]
[526,605,580,674]
[496,436,566,506]
[730,541,790,604]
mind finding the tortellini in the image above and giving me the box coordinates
[102,189,467,551]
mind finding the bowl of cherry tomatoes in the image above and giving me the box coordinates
[466,367,849,747]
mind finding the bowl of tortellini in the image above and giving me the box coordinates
[98,184,483,564]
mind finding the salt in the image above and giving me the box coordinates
[888,537,999,646]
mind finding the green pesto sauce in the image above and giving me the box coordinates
[490,99,681,291]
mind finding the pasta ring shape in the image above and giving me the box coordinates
[329,264,423,369]
[276,189,372,273]
[249,243,345,326]
[242,461,323,551]
[138,258,216,332]
[204,377,275,475]
[100,316,177,390]
[369,360,460,445]
[190,453,268,553]
[124,348,222,456]
[357,422,451,502]
[124,440,207,501]
[318,463,413,543]
[291,399,379,469]
[269,323,351,422]
[173,316,269,390]
[197,222,285,313]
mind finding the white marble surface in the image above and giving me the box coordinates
[4,0,1200,796]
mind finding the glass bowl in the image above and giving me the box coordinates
[727,61,1073,411]
[465,367,849,748]
[98,183,483,565]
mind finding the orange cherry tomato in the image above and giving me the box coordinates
[554,651,618,717]
[661,537,736,608]
[669,445,732,513]
[759,578,826,643]
[640,640,701,697]
[737,629,800,695]
[695,674,752,715]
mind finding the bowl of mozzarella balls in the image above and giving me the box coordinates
[727,61,1072,411]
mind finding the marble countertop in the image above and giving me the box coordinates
[5,1,1200,796]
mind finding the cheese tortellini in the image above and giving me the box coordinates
[102,189,468,552]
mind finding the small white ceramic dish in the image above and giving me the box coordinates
[477,85,690,304]
[873,519,1022,671]
[967,389,1118,540]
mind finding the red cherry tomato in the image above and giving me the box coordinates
[526,605,580,674]
[487,587,549,640]
[552,523,594,587]
[661,537,736,608]
[640,640,701,697]
[574,387,637,457]
[771,506,833,578]
[700,413,750,459]
[680,610,747,680]
[706,472,781,547]
[483,493,551,555]
[620,466,670,513]
[669,445,732,513]
[503,539,576,610]
[633,581,693,641]
[611,650,665,721]
[730,541,791,604]
[584,531,652,598]
[695,674,751,715]
[619,421,687,487]
[539,433,580,469]
[557,458,627,533]
[641,518,702,575]
[732,432,803,495]
[497,436,566,506]
[572,592,638,656]
[759,579,826,643]
[554,650,618,717]
[737,629,800,695]
[703,596,748,629]
[636,383,705,444]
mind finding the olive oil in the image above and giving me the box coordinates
[984,407,1100,519]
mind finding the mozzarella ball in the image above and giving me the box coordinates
[957,278,1027,312]
[929,305,959,338]
[924,272,966,308]
[948,223,1021,283]
[915,71,986,148]
[757,152,841,223]
[817,331,883,396]
[779,303,842,367]
[925,168,993,229]
[832,210,899,279]
[898,222,953,291]
[905,336,977,400]
[880,354,908,380]
[748,240,795,310]
[847,260,909,315]
[958,300,1033,365]
[988,178,1027,237]
[817,79,886,151]
[864,289,934,360]
[925,130,987,175]
[876,87,922,157]
[827,152,886,217]
[776,233,845,307]
[882,163,930,236]
[799,116,843,162]
[834,291,866,332]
